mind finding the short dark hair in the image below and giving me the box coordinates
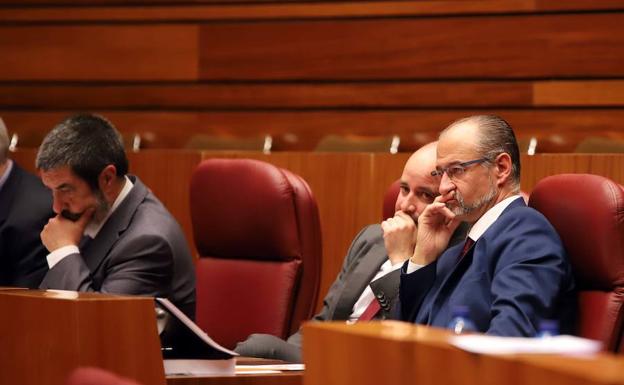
[36,113,128,190]
[445,115,521,190]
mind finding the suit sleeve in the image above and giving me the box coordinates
[398,260,437,322]
[288,225,379,341]
[369,268,400,319]
[485,212,574,337]
[40,233,173,297]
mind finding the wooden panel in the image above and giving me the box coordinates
[0,290,165,385]
[1,1,624,22]
[0,25,198,81]
[5,80,624,109]
[534,80,624,106]
[127,150,202,253]
[3,109,624,151]
[199,13,624,80]
[304,322,624,385]
[0,81,534,109]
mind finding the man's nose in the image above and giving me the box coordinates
[51,192,63,214]
[400,196,416,213]
[439,172,455,195]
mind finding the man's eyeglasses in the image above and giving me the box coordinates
[431,158,490,179]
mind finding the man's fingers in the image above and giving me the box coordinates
[76,207,95,229]
[394,211,416,226]
[446,217,462,233]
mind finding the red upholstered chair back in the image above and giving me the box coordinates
[382,179,401,220]
[190,159,322,349]
[529,174,624,352]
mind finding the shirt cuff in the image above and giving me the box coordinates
[46,245,79,269]
[406,260,425,274]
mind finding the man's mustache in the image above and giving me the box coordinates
[60,209,83,222]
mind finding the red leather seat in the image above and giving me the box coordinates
[382,179,401,220]
[529,174,624,352]
[190,159,322,349]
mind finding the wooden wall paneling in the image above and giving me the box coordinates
[0,25,199,81]
[127,150,202,252]
[0,81,535,109]
[6,79,624,110]
[1,1,623,22]
[533,80,624,106]
[520,154,624,192]
[4,109,624,152]
[198,13,624,80]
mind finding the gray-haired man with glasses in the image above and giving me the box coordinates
[399,115,575,337]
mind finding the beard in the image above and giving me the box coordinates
[447,177,498,217]
[60,190,110,222]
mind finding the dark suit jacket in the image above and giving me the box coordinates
[0,162,54,288]
[39,175,196,319]
[400,198,576,336]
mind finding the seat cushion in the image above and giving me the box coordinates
[195,257,301,349]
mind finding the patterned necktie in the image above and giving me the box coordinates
[357,298,381,322]
[459,237,475,261]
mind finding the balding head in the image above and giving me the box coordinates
[441,115,520,191]
[395,141,440,221]
[0,117,8,163]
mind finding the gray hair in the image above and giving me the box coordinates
[444,115,521,191]
[0,117,8,163]
[36,113,128,191]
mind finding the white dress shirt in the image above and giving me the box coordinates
[46,176,134,268]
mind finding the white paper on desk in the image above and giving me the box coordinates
[164,357,235,376]
[450,334,602,355]
[236,364,305,372]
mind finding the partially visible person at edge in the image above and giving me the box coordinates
[0,117,54,288]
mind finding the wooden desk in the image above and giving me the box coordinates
[0,289,301,385]
[0,289,166,385]
[303,321,624,385]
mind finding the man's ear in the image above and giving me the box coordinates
[98,165,118,192]
[494,153,512,187]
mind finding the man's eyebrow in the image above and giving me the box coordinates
[55,183,71,190]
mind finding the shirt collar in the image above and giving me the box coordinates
[84,176,134,239]
[468,195,522,241]
[0,159,13,192]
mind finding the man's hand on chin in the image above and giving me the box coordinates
[411,193,460,266]
[381,211,417,265]
[41,207,95,252]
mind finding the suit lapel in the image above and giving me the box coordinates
[331,241,388,320]
[425,244,475,324]
[83,176,148,272]
[422,198,526,324]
